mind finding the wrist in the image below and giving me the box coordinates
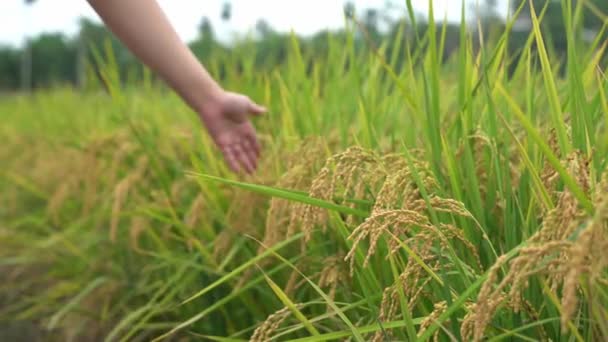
[196,84,226,118]
[191,80,225,115]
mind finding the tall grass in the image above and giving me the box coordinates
[1,1,608,341]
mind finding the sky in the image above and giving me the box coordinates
[0,0,511,47]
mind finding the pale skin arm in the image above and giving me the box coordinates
[87,0,266,174]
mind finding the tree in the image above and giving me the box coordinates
[29,33,76,87]
[583,0,608,31]
[364,9,379,31]
[255,19,275,38]
[343,1,355,19]
[511,0,607,36]
[21,0,36,91]
[198,17,215,41]
[253,19,287,68]
[78,18,140,86]
[190,17,220,61]
[0,46,20,90]
[221,2,232,22]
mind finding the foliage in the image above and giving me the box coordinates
[2,1,607,91]
[1,1,608,341]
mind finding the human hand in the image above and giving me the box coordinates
[197,90,267,174]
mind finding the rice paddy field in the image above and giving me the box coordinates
[2,3,608,342]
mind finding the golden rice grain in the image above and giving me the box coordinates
[249,305,301,342]
[47,182,72,224]
[345,209,434,272]
[561,171,608,330]
[110,156,148,243]
[184,193,205,229]
[418,301,447,341]
[318,254,349,302]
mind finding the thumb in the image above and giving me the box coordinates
[248,100,267,116]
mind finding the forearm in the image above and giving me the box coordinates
[87,0,222,112]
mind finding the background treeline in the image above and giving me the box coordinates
[0,0,606,91]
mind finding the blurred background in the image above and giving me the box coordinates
[0,0,605,92]
[2,2,608,341]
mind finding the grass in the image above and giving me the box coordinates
[1,1,608,341]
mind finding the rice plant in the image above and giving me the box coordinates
[1,1,607,341]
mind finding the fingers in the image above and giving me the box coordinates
[222,146,241,174]
[233,143,256,174]
[246,131,261,158]
[242,139,259,168]
[223,141,258,175]
[248,100,267,116]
